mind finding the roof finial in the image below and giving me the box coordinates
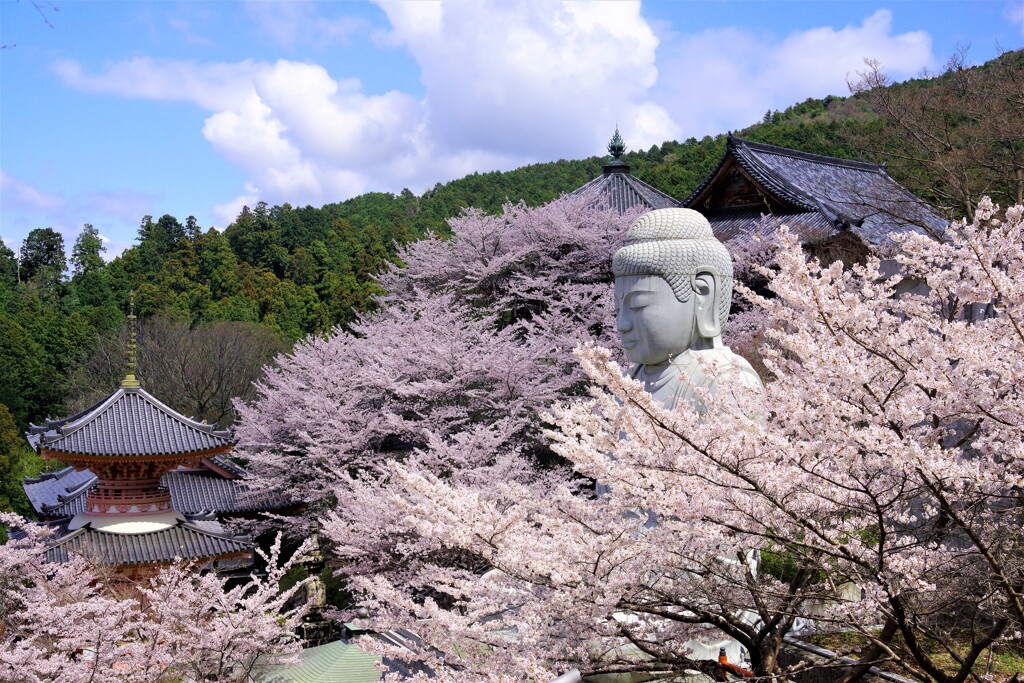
[608,125,626,160]
[122,291,141,388]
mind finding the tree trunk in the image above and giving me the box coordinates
[832,619,899,683]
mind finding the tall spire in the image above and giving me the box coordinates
[122,291,141,388]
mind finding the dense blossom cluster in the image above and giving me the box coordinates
[234,198,638,541]
[329,200,1024,680]
[0,515,308,683]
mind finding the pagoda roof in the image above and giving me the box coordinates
[44,518,251,566]
[27,385,234,457]
[23,458,293,518]
[570,128,681,214]
[684,136,949,245]
[571,171,681,214]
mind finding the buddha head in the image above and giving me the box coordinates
[612,208,733,365]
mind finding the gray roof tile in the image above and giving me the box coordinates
[571,168,681,214]
[707,208,839,245]
[27,386,234,457]
[45,520,252,565]
[22,467,97,516]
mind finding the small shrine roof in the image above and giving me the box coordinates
[27,385,234,457]
[684,136,949,245]
[254,640,382,683]
[22,466,96,517]
[44,518,251,566]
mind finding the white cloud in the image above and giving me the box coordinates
[168,17,215,47]
[0,173,152,260]
[55,1,675,222]
[1,171,65,213]
[654,9,935,138]
[376,0,677,157]
[54,57,262,110]
[51,4,939,227]
[772,10,933,90]
[212,189,259,228]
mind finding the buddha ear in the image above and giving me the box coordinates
[693,270,721,339]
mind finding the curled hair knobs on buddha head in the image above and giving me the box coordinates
[612,208,733,328]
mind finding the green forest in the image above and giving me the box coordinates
[1,49,1021,516]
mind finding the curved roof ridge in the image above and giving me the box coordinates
[731,136,884,172]
[32,386,231,439]
[29,392,121,434]
[728,141,819,212]
[29,385,234,457]
[38,388,128,440]
[128,386,233,437]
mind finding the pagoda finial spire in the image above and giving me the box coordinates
[603,126,630,175]
[122,291,140,388]
[608,125,626,159]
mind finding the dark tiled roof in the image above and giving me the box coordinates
[45,520,251,565]
[206,453,248,478]
[571,169,681,214]
[27,386,234,457]
[22,467,97,516]
[23,466,292,518]
[707,208,838,246]
[165,471,292,513]
[684,137,949,245]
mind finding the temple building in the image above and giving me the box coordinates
[571,128,681,214]
[682,135,949,261]
[21,317,272,577]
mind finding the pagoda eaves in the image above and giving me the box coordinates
[28,385,234,458]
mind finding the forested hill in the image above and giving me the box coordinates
[0,49,1020,511]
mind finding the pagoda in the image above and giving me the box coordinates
[570,128,681,214]
[25,308,252,577]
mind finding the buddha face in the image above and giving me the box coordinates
[615,275,697,365]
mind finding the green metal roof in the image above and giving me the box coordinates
[254,641,382,683]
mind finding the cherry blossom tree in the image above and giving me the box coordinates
[335,200,1024,682]
[234,197,636,510]
[0,513,309,683]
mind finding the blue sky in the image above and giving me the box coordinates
[2,1,1021,259]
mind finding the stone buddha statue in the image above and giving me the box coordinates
[612,208,762,414]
